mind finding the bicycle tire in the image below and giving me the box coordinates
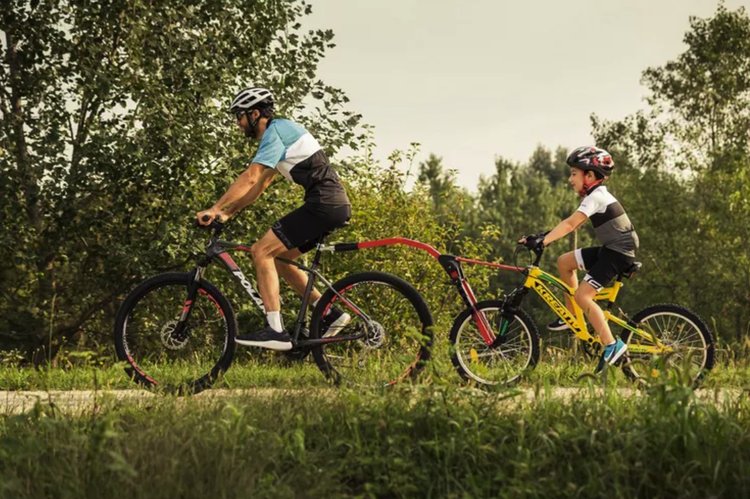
[309,271,433,386]
[620,303,714,387]
[450,300,540,386]
[113,272,237,394]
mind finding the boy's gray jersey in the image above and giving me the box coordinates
[577,185,639,257]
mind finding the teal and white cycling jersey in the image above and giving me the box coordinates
[252,118,349,205]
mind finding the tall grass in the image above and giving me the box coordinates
[1,345,747,391]
[1,381,749,498]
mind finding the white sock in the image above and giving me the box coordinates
[312,297,320,307]
[266,311,283,332]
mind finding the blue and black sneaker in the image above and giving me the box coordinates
[595,338,628,373]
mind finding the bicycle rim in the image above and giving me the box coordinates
[622,305,713,386]
[115,274,235,394]
[311,276,431,387]
[451,303,539,386]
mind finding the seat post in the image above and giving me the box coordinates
[311,234,329,267]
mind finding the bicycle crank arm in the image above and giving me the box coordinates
[627,344,673,355]
[296,332,366,347]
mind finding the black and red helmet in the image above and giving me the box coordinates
[566,146,615,177]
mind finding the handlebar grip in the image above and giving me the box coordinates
[193,217,225,232]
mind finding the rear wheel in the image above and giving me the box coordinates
[620,304,714,387]
[309,271,433,387]
[450,301,540,386]
[113,272,237,394]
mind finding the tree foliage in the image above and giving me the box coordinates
[3,2,750,366]
[0,0,363,361]
[593,4,750,342]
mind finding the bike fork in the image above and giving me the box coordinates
[439,255,498,345]
[173,266,205,336]
[493,287,529,347]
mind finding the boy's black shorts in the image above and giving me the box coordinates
[575,246,636,290]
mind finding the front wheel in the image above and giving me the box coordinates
[450,301,540,386]
[113,272,237,394]
[620,304,714,387]
[309,271,433,387]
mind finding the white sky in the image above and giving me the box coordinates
[305,0,750,189]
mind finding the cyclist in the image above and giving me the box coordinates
[520,146,639,371]
[197,87,351,351]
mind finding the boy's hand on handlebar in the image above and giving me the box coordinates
[518,233,545,251]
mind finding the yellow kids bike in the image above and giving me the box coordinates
[450,242,715,387]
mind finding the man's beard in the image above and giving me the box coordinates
[244,116,260,138]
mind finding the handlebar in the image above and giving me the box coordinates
[514,245,544,268]
[194,215,225,235]
[516,233,546,268]
[529,244,544,267]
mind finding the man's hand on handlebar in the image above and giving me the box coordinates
[196,208,228,226]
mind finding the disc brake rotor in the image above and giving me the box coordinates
[160,319,190,350]
[363,321,385,349]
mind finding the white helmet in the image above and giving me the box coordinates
[229,87,274,113]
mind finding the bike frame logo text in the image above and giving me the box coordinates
[232,270,265,309]
[532,280,582,333]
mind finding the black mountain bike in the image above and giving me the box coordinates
[113,220,433,394]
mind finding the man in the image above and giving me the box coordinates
[197,87,351,351]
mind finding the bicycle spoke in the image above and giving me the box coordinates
[115,273,235,393]
[312,275,430,387]
[621,305,713,386]
[451,304,539,386]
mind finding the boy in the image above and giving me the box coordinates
[521,146,639,371]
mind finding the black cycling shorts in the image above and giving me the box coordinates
[272,203,351,254]
[575,246,636,290]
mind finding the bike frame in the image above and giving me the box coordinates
[181,234,376,348]
[515,266,667,354]
[328,237,667,355]
[180,232,513,353]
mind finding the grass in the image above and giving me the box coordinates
[1,382,750,498]
[1,342,747,391]
[2,344,749,498]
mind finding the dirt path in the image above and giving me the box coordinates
[1,387,743,415]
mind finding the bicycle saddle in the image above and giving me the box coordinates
[619,261,642,279]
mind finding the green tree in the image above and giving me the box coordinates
[593,4,750,342]
[0,0,362,362]
[528,145,569,186]
[416,153,475,252]
[474,148,577,267]
[642,4,750,168]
